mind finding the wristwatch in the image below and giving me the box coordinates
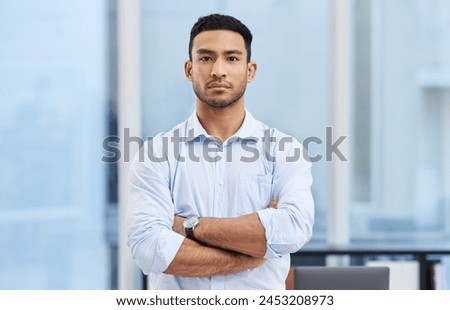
[183,215,200,240]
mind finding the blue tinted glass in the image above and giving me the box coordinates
[0,1,108,289]
[350,0,450,243]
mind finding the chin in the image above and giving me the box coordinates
[205,101,235,109]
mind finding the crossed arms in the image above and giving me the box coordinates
[165,201,278,277]
[126,137,314,278]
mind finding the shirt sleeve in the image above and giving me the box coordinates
[257,133,314,259]
[126,138,185,275]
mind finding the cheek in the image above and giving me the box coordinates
[238,70,251,84]
[237,67,250,78]
[192,69,210,82]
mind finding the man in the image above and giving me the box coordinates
[127,14,314,289]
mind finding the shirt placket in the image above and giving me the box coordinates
[210,140,226,289]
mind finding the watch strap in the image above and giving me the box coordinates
[185,226,195,240]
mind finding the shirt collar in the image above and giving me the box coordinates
[185,108,259,143]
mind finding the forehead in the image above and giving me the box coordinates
[192,30,246,53]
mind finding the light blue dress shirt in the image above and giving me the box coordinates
[127,109,314,289]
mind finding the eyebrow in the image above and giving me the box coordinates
[195,48,244,55]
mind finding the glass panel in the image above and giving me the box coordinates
[351,0,450,242]
[140,0,329,242]
[0,1,108,288]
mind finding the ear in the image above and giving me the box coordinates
[247,61,257,83]
[184,60,193,81]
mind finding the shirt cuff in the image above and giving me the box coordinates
[154,230,185,274]
[257,208,282,259]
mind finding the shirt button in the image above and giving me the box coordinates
[219,180,224,186]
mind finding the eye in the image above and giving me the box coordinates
[199,56,212,62]
[228,56,239,62]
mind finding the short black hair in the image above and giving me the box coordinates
[189,14,253,62]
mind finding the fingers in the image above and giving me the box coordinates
[266,198,279,209]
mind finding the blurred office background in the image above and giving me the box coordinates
[0,0,449,289]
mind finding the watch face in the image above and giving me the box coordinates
[183,215,199,229]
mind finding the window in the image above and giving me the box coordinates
[350,0,450,242]
[0,1,109,289]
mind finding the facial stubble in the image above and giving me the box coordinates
[192,80,247,108]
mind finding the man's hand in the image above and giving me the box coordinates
[266,198,279,209]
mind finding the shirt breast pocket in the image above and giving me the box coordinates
[237,173,273,215]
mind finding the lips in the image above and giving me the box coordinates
[207,82,231,88]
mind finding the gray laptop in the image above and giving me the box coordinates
[294,266,390,290]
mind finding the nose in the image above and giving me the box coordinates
[211,59,227,78]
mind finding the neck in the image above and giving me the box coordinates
[196,100,245,143]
